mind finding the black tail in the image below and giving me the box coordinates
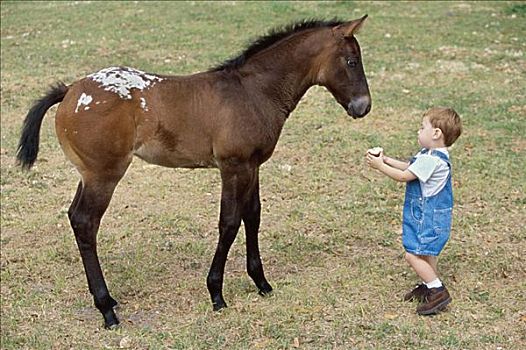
[16,82,68,170]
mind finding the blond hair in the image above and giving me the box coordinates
[424,107,462,147]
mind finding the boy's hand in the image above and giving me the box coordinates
[366,150,385,170]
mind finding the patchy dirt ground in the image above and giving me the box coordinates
[2,1,525,349]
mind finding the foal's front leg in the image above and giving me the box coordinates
[242,172,273,296]
[207,163,253,310]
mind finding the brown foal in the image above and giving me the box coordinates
[17,16,371,328]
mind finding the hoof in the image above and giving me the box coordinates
[212,300,227,311]
[103,310,120,329]
[258,283,273,296]
[105,321,120,330]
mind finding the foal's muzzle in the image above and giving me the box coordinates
[347,95,371,119]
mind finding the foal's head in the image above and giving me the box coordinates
[318,15,371,118]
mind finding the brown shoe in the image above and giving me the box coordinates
[404,283,429,302]
[417,286,452,315]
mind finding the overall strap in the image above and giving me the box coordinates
[431,150,453,195]
[430,149,451,168]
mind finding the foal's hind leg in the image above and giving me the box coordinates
[242,171,272,296]
[69,172,127,328]
[68,181,118,309]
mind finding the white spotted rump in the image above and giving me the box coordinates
[75,93,93,113]
[88,67,163,100]
[140,97,149,111]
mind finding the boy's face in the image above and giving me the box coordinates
[418,117,441,148]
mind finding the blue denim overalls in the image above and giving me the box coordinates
[402,149,453,256]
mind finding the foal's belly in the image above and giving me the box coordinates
[133,142,217,169]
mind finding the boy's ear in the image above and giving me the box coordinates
[433,128,443,140]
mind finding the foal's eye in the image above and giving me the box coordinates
[347,58,358,68]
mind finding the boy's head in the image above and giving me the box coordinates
[424,107,462,147]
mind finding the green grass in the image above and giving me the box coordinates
[2,1,525,349]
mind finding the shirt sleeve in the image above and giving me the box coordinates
[407,155,440,183]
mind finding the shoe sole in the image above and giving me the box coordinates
[417,297,452,315]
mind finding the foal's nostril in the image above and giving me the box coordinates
[348,96,371,118]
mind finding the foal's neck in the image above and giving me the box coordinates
[239,29,328,118]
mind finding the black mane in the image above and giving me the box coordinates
[210,19,344,72]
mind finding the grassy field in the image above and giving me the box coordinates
[1,1,525,349]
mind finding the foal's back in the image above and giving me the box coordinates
[55,66,273,176]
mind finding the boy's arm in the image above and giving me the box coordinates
[383,156,410,170]
[375,163,417,182]
[366,154,417,182]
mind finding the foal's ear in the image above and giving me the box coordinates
[333,15,368,38]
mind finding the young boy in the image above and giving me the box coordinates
[366,107,462,315]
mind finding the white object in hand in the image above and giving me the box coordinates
[367,147,383,157]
